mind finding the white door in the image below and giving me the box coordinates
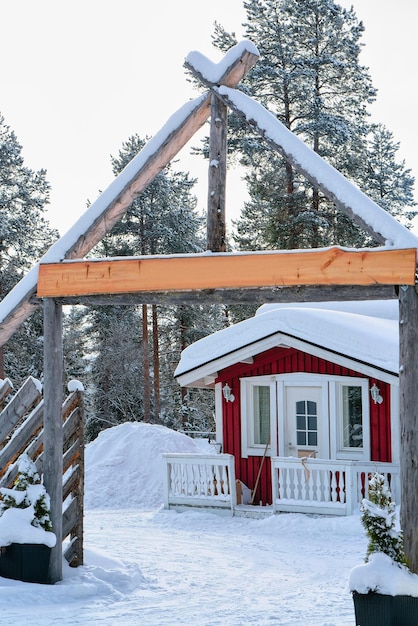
[284,385,329,459]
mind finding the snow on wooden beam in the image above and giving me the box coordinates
[212,85,418,250]
[37,247,416,298]
[0,44,260,348]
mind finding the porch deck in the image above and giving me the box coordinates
[162,453,399,516]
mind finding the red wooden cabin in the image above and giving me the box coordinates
[171,300,400,514]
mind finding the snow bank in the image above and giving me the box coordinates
[85,422,211,509]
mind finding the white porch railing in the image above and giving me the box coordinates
[271,457,400,516]
[162,453,236,512]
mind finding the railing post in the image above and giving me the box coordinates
[162,456,170,509]
[344,463,355,515]
[271,458,278,513]
[228,456,236,513]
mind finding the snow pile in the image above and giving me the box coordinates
[85,422,211,509]
[349,552,418,596]
[0,506,56,548]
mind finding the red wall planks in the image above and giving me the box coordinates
[218,346,391,505]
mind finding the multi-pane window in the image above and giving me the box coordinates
[253,386,271,445]
[296,400,318,447]
[341,385,363,449]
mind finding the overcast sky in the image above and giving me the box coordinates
[1,0,417,235]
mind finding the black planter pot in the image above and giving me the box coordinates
[353,591,418,626]
[0,543,51,584]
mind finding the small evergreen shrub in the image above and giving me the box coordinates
[361,472,408,567]
[0,453,53,533]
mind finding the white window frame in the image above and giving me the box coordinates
[240,376,276,458]
[329,376,370,461]
[240,373,370,461]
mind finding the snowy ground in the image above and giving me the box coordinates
[0,423,367,625]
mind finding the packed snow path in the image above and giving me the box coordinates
[0,507,365,625]
[0,423,367,625]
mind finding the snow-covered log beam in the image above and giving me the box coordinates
[0,44,260,347]
[37,247,416,298]
[211,86,418,250]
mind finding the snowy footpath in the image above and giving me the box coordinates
[0,423,365,625]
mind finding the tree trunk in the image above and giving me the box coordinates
[142,304,150,422]
[0,346,4,379]
[178,306,188,409]
[399,285,418,573]
[152,304,161,421]
[207,94,227,252]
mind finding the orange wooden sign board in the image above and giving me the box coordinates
[37,247,416,298]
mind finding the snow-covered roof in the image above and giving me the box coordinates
[175,301,399,387]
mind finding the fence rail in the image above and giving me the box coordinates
[271,457,400,516]
[163,453,236,512]
[0,377,84,566]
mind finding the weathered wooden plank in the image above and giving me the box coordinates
[0,432,44,489]
[62,496,78,539]
[64,536,81,567]
[62,391,81,421]
[40,284,398,306]
[399,285,418,573]
[62,466,80,502]
[207,94,228,251]
[63,408,81,448]
[0,401,44,481]
[0,376,42,445]
[63,439,81,474]
[0,378,13,412]
[37,248,416,298]
[43,299,63,584]
[68,391,85,567]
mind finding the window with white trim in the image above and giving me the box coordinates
[334,378,369,460]
[240,377,275,457]
[240,374,370,461]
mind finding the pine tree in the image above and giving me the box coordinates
[75,135,220,439]
[361,472,407,567]
[211,0,415,250]
[0,114,58,385]
[360,124,416,228]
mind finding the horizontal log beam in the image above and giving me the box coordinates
[37,248,416,298]
[31,284,399,307]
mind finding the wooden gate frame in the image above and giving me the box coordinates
[0,41,417,581]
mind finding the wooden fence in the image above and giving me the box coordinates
[271,457,400,516]
[163,453,236,512]
[0,376,84,567]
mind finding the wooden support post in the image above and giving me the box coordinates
[43,298,63,583]
[207,93,228,252]
[72,390,84,566]
[399,284,418,573]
